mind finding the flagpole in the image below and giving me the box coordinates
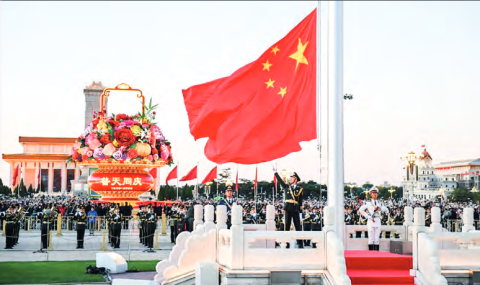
[176,163,179,201]
[196,162,199,200]
[236,164,239,200]
[317,0,322,202]
[327,1,345,243]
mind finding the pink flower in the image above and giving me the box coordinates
[102,143,116,156]
[88,138,102,150]
[81,147,90,156]
[160,143,169,160]
[147,155,153,161]
[153,154,159,160]
[87,150,93,157]
[124,120,134,128]
[73,142,81,150]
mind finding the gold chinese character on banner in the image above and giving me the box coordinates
[133,177,142,186]
[123,177,132,185]
[111,177,122,186]
[101,177,110,186]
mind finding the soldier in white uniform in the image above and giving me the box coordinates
[359,186,388,251]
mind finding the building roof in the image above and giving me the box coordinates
[434,158,480,168]
[19,137,76,144]
[85,81,105,90]
[2,153,70,161]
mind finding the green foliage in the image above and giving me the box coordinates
[448,187,480,203]
[0,260,160,284]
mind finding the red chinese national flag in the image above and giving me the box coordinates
[273,175,277,189]
[12,165,19,187]
[180,166,197,182]
[202,166,217,184]
[165,166,178,185]
[235,169,239,193]
[182,9,317,164]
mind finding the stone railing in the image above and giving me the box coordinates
[157,204,351,285]
[411,206,480,285]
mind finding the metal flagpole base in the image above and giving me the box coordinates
[143,248,156,253]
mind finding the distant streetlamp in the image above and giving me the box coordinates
[205,182,213,198]
[401,151,418,202]
[363,190,369,200]
[439,187,445,202]
[349,183,356,199]
[388,187,396,200]
[471,186,479,193]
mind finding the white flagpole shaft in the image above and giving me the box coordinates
[176,165,179,201]
[327,1,345,243]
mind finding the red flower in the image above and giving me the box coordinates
[116,114,130,121]
[114,129,136,147]
[82,155,88,161]
[108,120,119,127]
[92,119,100,126]
[151,148,158,155]
[72,150,78,161]
[100,134,112,145]
[127,149,138,159]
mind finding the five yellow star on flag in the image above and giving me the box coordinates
[263,38,309,99]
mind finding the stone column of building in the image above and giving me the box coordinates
[84,81,106,128]
[9,162,14,186]
[48,162,53,194]
[61,162,67,194]
[35,162,40,190]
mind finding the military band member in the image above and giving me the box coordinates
[137,205,146,245]
[111,207,123,248]
[274,171,304,249]
[309,207,321,248]
[169,205,180,244]
[245,208,257,224]
[303,206,312,246]
[4,206,15,249]
[359,187,389,251]
[74,206,87,249]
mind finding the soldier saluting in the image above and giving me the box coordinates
[274,170,304,249]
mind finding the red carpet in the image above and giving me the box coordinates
[345,250,415,285]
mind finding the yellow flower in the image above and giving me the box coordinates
[131,125,142,137]
[112,140,120,148]
[97,120,108,132]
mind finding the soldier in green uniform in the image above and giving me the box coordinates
[169,205,180,244]
[38,206,56,250]
[303,206,312,247]
[145,205,156,250]
[111,207,123,248]
[4,206,15,249]
[311,206,322,248]
[74,206,87,249]
[425,207,432,227]
[274,171,304,249]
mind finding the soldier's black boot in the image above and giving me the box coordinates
[368,244,373,250]
[375,244,380,251]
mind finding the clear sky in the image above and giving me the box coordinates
[1,1,479,188]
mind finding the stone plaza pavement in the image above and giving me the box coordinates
[0,228,174,262]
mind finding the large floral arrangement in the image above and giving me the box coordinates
[67,99,173,166]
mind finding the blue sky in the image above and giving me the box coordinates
[1,1,479,187]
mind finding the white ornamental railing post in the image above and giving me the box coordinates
[462,207,475,232]
[266,205,276,248]
[194,205,204,231]
[230,205,244,269]
[430,207,442,233]
[204,205,215,232]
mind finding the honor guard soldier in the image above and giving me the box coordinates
[274,170,304,248]
[107,208,114,246]
[38,206,56,251]
[169,205,180,244]
[74,206,87,249]
[4,206,15,249]
[359,187,389,251]
[311,206,322,248]
[303,206,312,247]
[146,205,156,250]
[218,186,236,229]
[111,207,123,248]
[137,205,146,245]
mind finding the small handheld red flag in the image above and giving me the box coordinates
[254,167,258,190]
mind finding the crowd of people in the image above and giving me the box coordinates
[2,174,480,250]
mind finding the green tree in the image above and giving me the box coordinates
[449,187,473,203]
